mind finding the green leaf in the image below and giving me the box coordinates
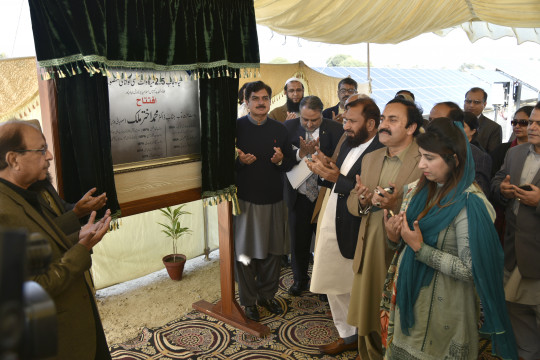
[157,204,192,254]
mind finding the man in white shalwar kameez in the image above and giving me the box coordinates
[307,95,383,355]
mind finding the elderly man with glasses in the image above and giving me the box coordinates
[322,77,358,124]
[0,120,112,359]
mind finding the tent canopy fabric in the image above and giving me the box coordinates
[0,57,40,122]
[254,0,540,44]
[239,61,370,111]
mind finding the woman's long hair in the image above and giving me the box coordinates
[414,117,468,219]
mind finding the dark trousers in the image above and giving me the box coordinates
[235,254,281,306]
[290,193,316,284]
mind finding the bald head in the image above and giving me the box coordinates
[429,102,464,124]
[429,104,451,122]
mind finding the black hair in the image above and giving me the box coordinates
[386,97,423,136]
[515,105,534,117]
[338,77,358,90]
[300,96,324,113]
[466,87,488,102]
[0,120,37,170]
[245,81,272,100]
[415,117,468,219]
[238,83,249,104]
[463,111,479,130]
[395,90,415,100]
[346,96,380,127]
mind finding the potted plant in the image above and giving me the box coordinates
[158,205,192,280]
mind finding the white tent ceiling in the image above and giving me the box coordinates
[254,0,540,45]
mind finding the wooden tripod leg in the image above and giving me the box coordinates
[192,200,270,337]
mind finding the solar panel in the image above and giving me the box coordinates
[314,67,520,114]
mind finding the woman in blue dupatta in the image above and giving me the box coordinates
[381,118,517,359]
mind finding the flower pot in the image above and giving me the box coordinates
[162,254,187,281]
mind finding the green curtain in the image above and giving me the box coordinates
[29,0,259,75]
[28,0,260,213]
[199,75,239,206]
[55,73,121,220]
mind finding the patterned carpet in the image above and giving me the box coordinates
[109,267,357,359]
[109,266,502,360]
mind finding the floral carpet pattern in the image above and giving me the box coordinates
[110,267,502,359]
[110,267,356,359]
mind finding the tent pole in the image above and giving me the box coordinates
[367,43,372,93]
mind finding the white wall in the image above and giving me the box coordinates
[91,200,219,289]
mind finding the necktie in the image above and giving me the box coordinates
[305,131,318,202]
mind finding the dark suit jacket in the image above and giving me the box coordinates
[283,117,344,211]
[333,135,384,259]
[477,114,502,153]
[322,103,340,120]
[491,143,540,278]
[490,141,512,178]
[470,143,492,196]
[0,181,100,359]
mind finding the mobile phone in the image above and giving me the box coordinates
[519,184,533,191]
[376,186,395,197]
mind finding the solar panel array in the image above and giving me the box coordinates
[313,67,517,114]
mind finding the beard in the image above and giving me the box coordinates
[286,97,301,113]
[346,123,370,147]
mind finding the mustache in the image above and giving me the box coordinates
[379,128,391,135]
[256,105,266,109]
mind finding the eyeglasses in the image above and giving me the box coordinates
[464,99,484,105]
[339,88,357,95]
[529,119,540,126]
[511,119,529,127]
[13,145,48,156]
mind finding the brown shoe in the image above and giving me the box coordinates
[318,338,358,355]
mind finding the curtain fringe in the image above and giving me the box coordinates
[202,185,240,215]
[37,58,260,81]
[108,209,122,231]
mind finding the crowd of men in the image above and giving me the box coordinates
[0,75,537,359]
[236,78,540,360]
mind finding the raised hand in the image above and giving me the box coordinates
[311,146,331,168]
[355,174,372,208]
[500,175,515,199]
[237,148,257,165]
[78,209,112,251]
[285,112,297,121]
[372,182,398,210]
[400,211,423,252]
[271,147,284,164]
[384,210,403,243]
[307,155,339,183]
[298,136,319,159]
[73,188,107,218]
[332,111,344,124]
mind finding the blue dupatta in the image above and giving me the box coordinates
[396,122,517,359]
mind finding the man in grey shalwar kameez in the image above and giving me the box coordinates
[234,81,295,321]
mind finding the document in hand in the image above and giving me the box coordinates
[286,158,313,189]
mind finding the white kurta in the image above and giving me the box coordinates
[311,142,372,295]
